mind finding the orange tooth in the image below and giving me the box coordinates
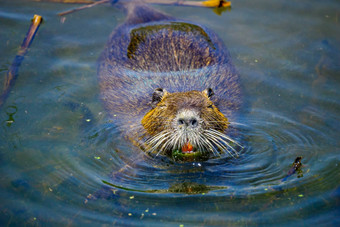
[182,142,193,152]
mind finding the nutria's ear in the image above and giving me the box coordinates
[151,88,167,108]
[203,88,214,98]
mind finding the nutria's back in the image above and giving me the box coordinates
[98,3,242,159]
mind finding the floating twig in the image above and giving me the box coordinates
[34,0,95,3]
[57,0,231,16]
[58,0,109,16]
[0,15,43,108]
[282,156,303,182]
[144,0,231,8]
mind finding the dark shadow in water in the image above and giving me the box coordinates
[85,180,227,203]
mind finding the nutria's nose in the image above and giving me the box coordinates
[178,118,198,127]
[176,109,200,129]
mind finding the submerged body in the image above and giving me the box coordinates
[98,3,242,160]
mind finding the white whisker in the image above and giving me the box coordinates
[209,129,243,148]
[228,122,247,127]
[205,132,237,158]
[146,130,172,154]
[199,134,220,157]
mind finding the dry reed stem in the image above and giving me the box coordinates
[0,15,43,107]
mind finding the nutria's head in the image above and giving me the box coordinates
[141,88,239,161]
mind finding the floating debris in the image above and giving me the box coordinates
[282,156,303,182]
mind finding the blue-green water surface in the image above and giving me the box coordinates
[0,0,340,226]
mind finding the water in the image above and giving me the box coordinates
[1,0,340,226]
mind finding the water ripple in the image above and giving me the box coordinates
[71,107,333,202]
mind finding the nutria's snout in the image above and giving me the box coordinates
[175,109,201,130]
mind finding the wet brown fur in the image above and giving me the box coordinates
[141,90,229,136]
[97,2,242,151]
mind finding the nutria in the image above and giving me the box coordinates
[97,2,242,161]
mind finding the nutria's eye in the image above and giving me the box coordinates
[151,88,167,108]
[203,88,214,98]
